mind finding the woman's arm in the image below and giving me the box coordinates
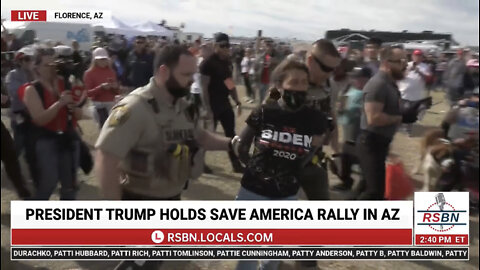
[83,71,105,98]
[23,85,69,126]
[237,126,256,165]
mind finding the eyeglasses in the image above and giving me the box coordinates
[313,55,335,73]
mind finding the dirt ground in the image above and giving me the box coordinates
[1,88,478,270]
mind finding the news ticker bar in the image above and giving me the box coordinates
[11,247,468,260]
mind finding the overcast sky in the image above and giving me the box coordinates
[2,0,479,45]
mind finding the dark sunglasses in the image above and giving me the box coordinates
[313,55,335,73]
[388,58,407,64]
[219,43,231,49]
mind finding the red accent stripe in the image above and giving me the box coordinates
[12,229,412,246]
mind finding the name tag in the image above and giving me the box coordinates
[163,128,194,143]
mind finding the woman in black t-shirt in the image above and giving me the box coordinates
[235,60,328,200]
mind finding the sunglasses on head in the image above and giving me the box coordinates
[313,55,335,73]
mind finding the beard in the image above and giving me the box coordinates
[165,75,192,99]
[391,68,406,80]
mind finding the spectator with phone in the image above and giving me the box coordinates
[83,47,120,128]
[398,49,433,136]
[21,47,83,200]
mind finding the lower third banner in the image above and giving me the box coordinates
[11,247,468,260]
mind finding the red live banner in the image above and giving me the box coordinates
[12,229,413,246]
[11,10,47,21]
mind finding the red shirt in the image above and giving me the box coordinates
[261,54,271,84]
[19,79,78,132]
[83,66,119,102]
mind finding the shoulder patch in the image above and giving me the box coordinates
[108,104,130,127]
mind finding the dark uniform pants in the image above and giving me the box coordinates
[213,108,240,165]
[115,190,181,270]
[356,130,392,200]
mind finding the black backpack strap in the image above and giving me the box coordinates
[32,81,46,108]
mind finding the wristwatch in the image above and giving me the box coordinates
[229,136,241,156]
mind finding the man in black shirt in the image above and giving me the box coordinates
[362,37,382,75]
[356,46,406,200]
[125,36,154,89]
[200,33,244,173]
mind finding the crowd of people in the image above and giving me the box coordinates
[1,29,479,269]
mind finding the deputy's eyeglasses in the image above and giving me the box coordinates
[313,55,335,73]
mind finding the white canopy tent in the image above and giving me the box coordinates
[401,41,441,53]
[132,21,173,38]
[93,16,144,38]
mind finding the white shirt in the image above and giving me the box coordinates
[398,61,431,101]
[241,56,255,74]
[190,57,203,94]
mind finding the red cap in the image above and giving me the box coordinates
[14,52,25,62]
[413,49,423,56]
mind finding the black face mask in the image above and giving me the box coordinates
[282,89,307,110]
[165,74,191,99]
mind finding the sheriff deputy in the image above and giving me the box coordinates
[95,45,239,200]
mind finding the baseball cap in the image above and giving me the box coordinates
[349,67,373,79]
[467,59,479,68]
[92,47,109,60]
[54,45,73,57]
[214,33,230,44]
[15,46,34,61]
[413,49,423,56]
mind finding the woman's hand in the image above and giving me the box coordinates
[59,91,73,107]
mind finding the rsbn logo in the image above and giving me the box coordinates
[416,193,467,232]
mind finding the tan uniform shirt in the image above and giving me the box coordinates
[307,83,332,116]
[95,78,199,198]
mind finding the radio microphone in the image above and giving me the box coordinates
[435,193,446,230]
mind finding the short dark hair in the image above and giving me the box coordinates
[154,45,193,73]
[367,37,382,47]
[272,59,309,87]
[380,45,403,62]
[312,39,340,58]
